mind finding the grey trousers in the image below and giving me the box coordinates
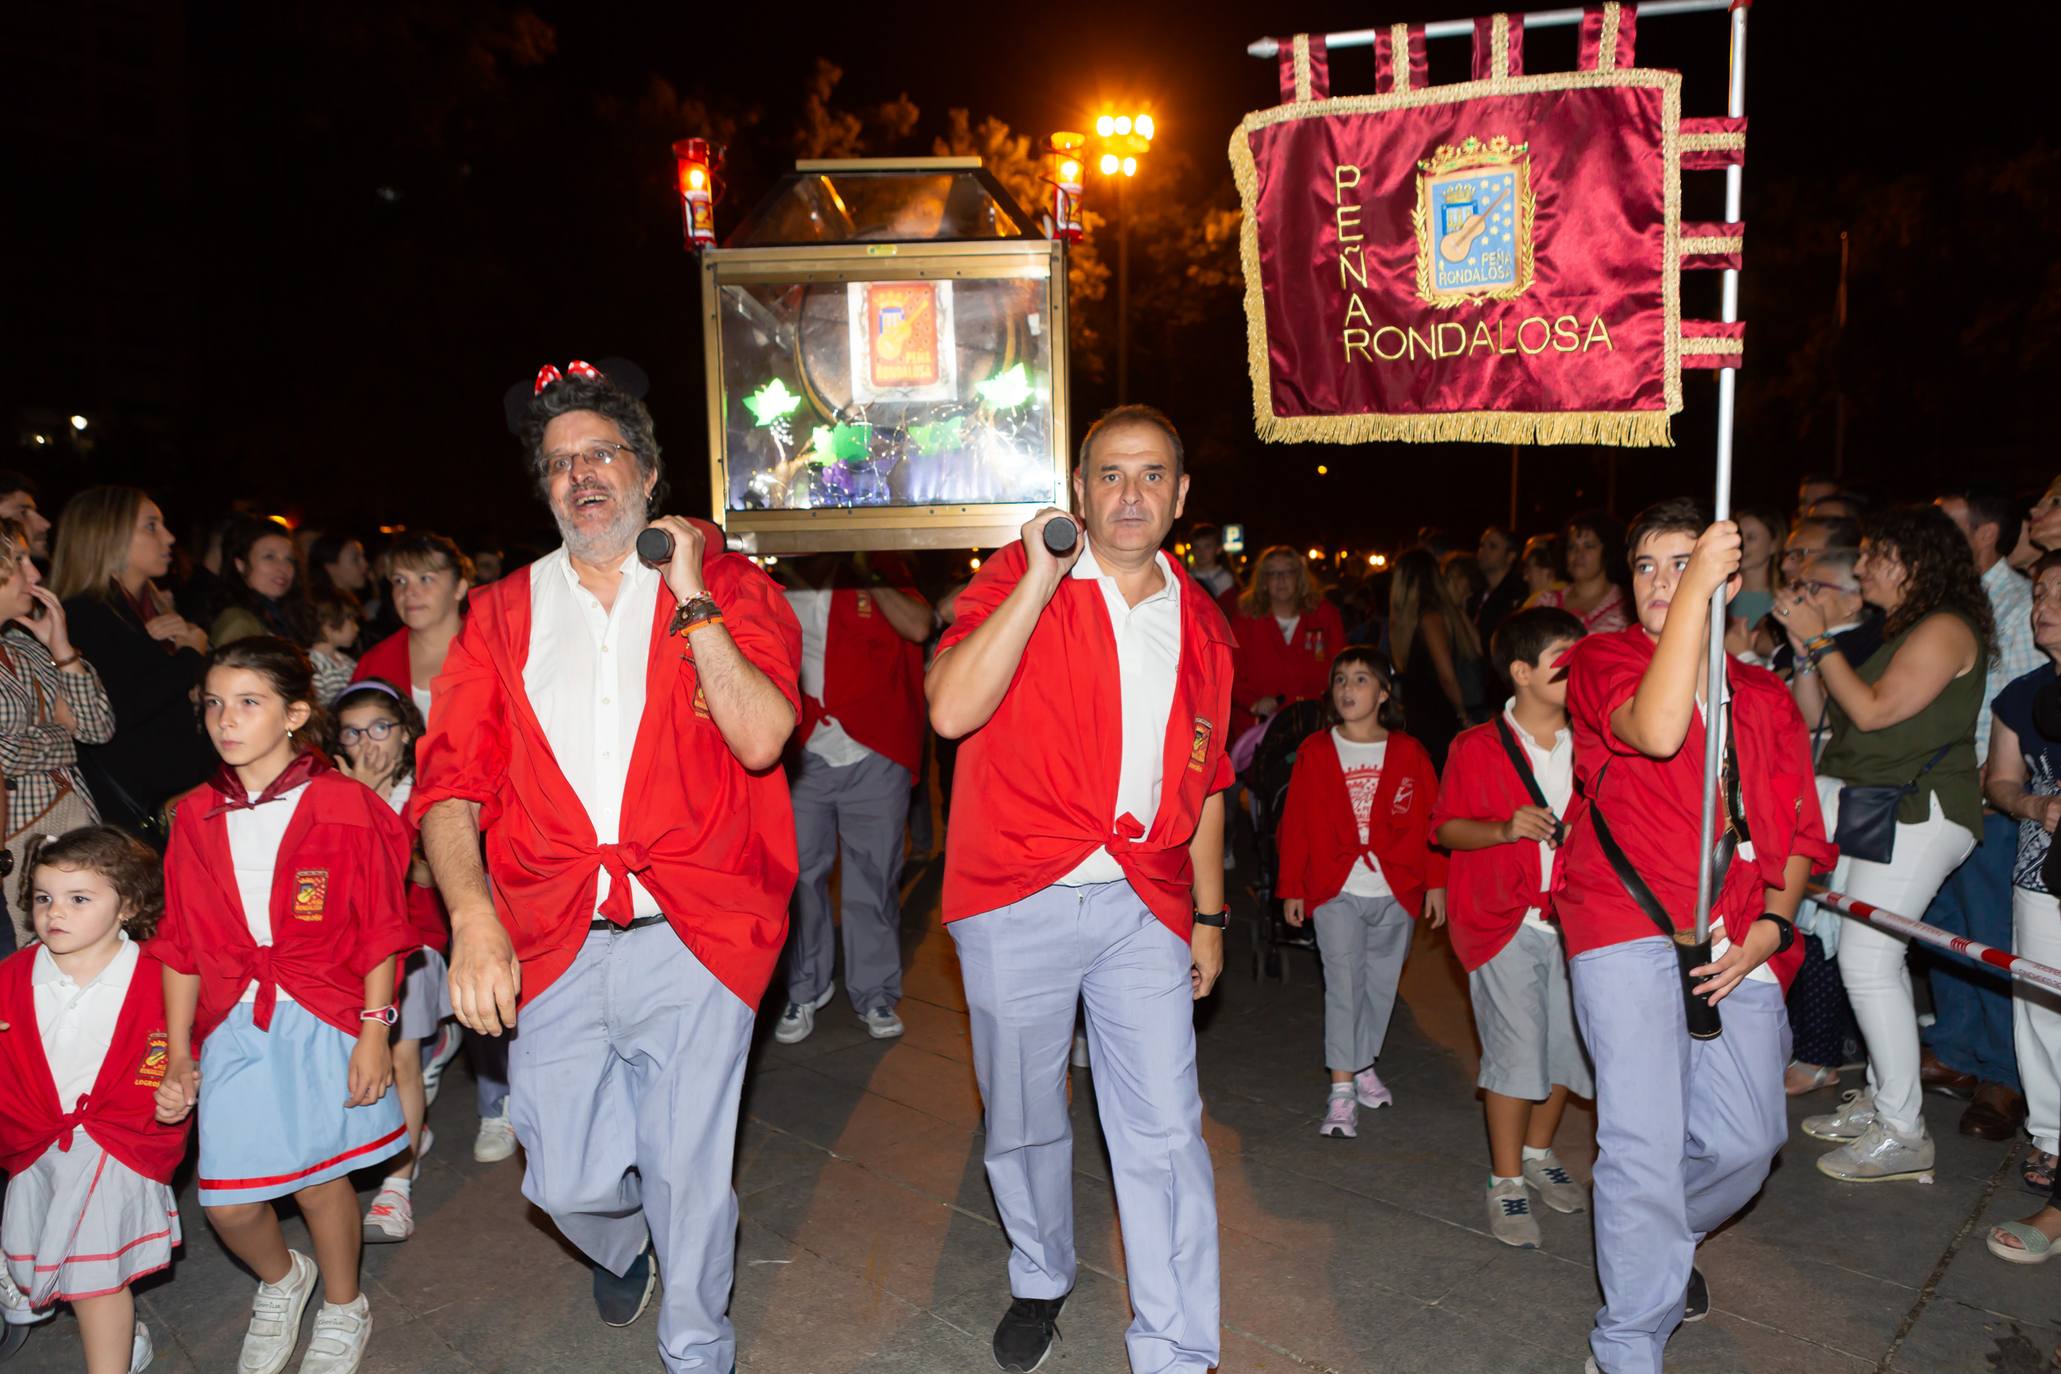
[950,881,1220,1372]
[788,749,911,1014]
[507,925,756,1373]
[1571,936,1790,1374]
[1311,892,1413,1072]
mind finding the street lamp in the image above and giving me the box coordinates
[1090,108,1156,403]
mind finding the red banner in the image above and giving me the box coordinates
[1231,46,1692,446]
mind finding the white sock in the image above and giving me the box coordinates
[1522,1145,1553,1162]
[1489,1173,1523,1189]
[383,1176,413,1197]
[1329,1082,1354,1096]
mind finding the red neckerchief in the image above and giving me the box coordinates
[205,748,333,818]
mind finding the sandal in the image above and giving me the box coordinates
[1784,1060,1840,1097]
[2023,1149,2058,1194]
[1988,1220,2061,1265]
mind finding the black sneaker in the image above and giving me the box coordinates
[1682,1266,1709,1323]
[992,1294,1065,1372]
[0,1322,30,1361]
[594,1247,657,1327]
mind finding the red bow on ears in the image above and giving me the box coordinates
[534,359,605,394]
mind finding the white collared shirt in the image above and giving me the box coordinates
[229,783,310,1005]
[1502,699,1572,933]
[785,584,877,769]
[33,937,140,1113]
[524,546,663,920]
[1058,544,1184,886]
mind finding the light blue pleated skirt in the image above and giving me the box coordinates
[197,1002,406,1207]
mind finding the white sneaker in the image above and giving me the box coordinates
[1319,1090,1358,1138]
[0,1267,52,1326]
[239,1250,318,1374]
[859,1006,904,1039]
[1815,1120,1936,1183]
[420,1022,463,1107]
[1353,1067,1393,1109]
[362,1185,415,1244]
[297,1295,371,1374]
[1522,1151,1589,1214]
[773,986,836,1045]
[130,1320,153,1373]
[473,1106,517,1164]
[1801,1088,1876,1142]
[1486,1178,1540,1249]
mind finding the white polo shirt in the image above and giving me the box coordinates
[229,782,310,1005]
[1059,544,1183,886]
[1502,701,1573,933]
[784,582,876,769]
[33,937,140,1113]
[524,546,663,920]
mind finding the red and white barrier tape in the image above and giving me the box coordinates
[1810,885,2061,999]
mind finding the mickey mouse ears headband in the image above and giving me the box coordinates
[501,356,652,436]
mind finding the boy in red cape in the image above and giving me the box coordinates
[928,405,1232,1374]
[1432,606,1592,1249]
[414,366,800,1374]
[1553,499,1833,1374]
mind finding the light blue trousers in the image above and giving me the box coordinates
[951,881,1220,1372]
[508,924,755,1373]
[1570,936,1790,1374]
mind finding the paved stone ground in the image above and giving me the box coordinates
[9,857,2060,1372]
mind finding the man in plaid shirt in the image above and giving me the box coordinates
[1927,485,2042,1138]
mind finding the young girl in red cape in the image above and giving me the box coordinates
[329,680,447,1246]
[1278,646,1447,1138]
[0,827,188,1374]
[153,638,416,1374]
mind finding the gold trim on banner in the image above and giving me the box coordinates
[1680,235,1743,256]
[1293,34,1313,102]
[1490,13,1513,85]
[1682,337,1744,356]
[1599,3,1623,71]
[1228,67,1685,445]
[1391,24,1413,92]
[1680,131,1745,154]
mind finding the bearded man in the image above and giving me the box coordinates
[413,362,801,1372]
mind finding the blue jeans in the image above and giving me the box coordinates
[1923,813,2020,1090]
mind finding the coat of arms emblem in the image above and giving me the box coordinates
[1413,135,1535,306]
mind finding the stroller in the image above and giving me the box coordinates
[1239,698,1331,981]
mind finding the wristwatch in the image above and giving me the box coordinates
[1192,908,1228,929]
[359,1005,399,1026]
[1753,912,1796,956]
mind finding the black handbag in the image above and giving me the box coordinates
[1833,744,1949,867]
[1584,695,1750,1043]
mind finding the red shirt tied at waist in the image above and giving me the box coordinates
[409,518,803,1008]
[1230,599,1345,735]
[151,755,419,1050]
[1550,626,1835,990]
[0,947,191,1184]
[938,542,1237,943]
[1276,728,1447,918]
[794,556,929,777]
[1431,720,1560,972]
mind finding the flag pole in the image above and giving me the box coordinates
[1692,1,1749,947]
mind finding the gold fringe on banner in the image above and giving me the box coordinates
[1251,408,1675,447]
[1229,67,1686,446]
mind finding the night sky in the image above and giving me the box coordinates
[13,2,2058,555]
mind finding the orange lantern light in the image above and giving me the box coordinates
[671,137,723,251]
[1045,132,1086,243]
